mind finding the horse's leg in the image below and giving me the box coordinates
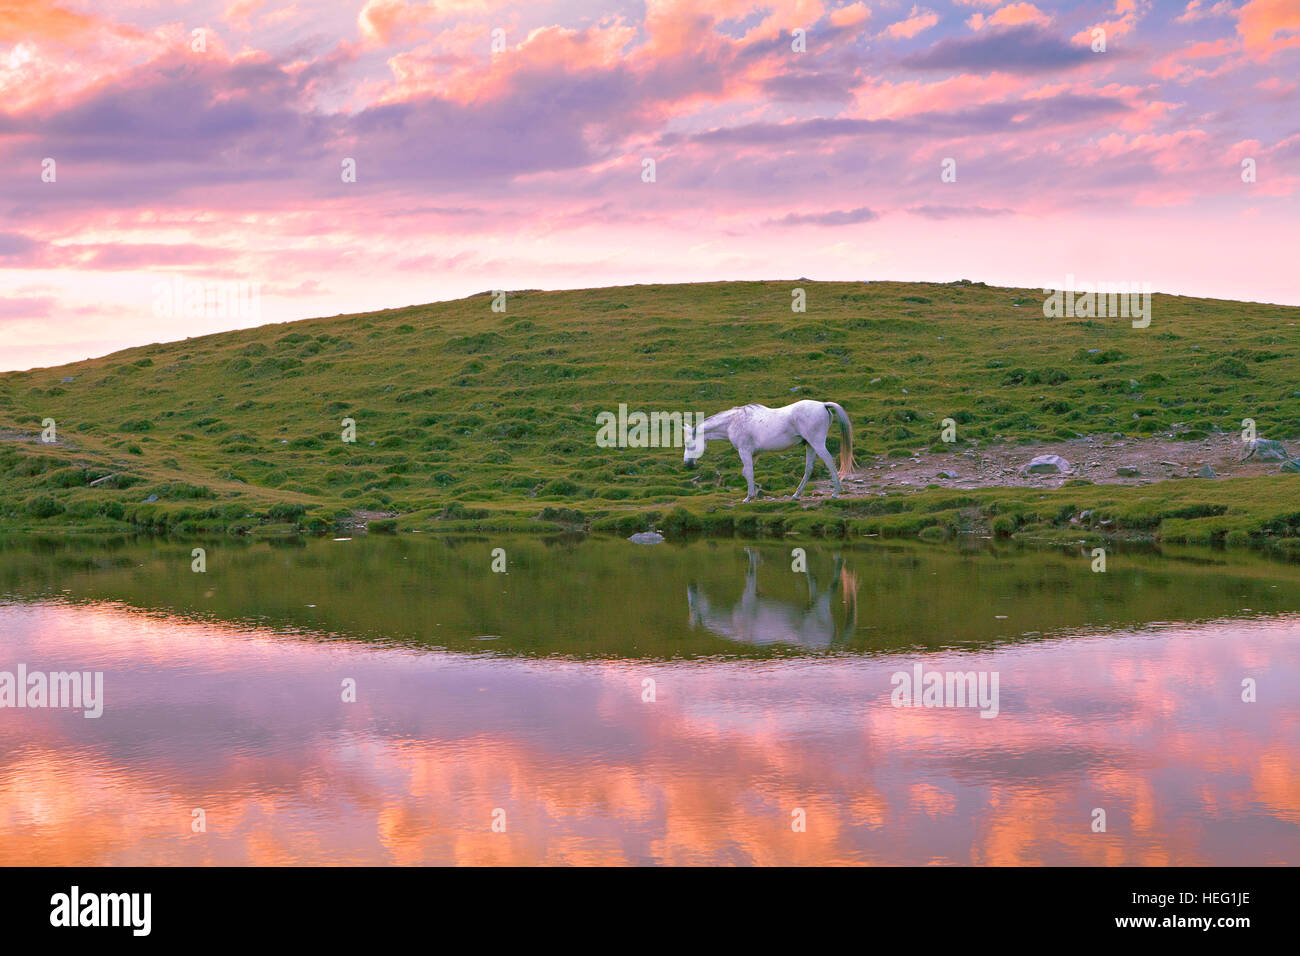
[792,443,815,499]
[811,439,842,497]
[740,548,758,608]
[739,448,758,502]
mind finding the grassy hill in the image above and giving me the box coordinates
[2,280,1299,547]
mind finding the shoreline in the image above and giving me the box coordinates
[2,465,1298,556]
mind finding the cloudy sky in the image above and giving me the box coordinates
[2,0,1298,370]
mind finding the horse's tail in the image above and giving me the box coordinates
[825,402,855,478]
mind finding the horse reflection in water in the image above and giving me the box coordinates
[687,548,858,650]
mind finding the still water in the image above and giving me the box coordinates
[0,534,1297,865]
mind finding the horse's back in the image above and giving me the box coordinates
[783,399,834,425]
[737,400,823,419]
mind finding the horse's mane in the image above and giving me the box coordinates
[701,405,742,427]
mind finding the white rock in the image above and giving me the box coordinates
[1022,454,1070,475]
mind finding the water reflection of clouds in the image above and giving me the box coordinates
[1,604,1297,865]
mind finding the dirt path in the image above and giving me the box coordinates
[829,433,1292,496]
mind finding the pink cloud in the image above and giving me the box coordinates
[224,0,269,31]
[0,0,100,44]
[1073,0,1147,44]
[883,5,939,39]
[967,3,1050,31]
[829,3,870,28]
[1176,0,1236,24]
[1235,0,1300,59]
[1150,35,1238,79]
[356,0,495,48]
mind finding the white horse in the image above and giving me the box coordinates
[684,399,855,501]
[687,548,858,650]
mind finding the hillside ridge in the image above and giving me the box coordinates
[2,279,1298,546]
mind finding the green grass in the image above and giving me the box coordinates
[2,279,1299,546]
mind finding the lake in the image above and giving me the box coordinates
[1,534,1297,865]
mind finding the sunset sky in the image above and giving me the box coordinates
[2,0,1298,371]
